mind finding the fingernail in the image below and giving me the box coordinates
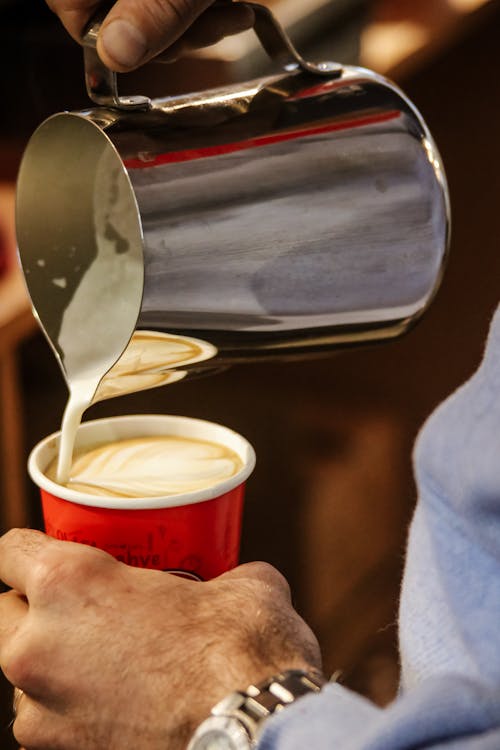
[100,19,148,69]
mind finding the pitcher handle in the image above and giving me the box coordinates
[82,0,342,110]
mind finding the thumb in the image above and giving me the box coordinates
[97,0,215,71]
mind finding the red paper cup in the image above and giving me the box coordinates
[28,415,256,580]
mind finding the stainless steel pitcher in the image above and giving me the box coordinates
[16,2,450,402]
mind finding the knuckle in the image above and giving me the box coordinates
[2,637,39,690]
[3,527,21,542]
[218,562,292,604]
[67,543,115,576]
[146,0,197,30]
[245,562,291,595]
[166,0,197,23]
[81,547,120,587]
[30,551,66,597]
[242,560,275,577]
[3,527,29,546]
[31,545,114,598]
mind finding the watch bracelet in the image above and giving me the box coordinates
[213,669,325,740]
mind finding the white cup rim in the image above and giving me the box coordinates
[28,414,256,510]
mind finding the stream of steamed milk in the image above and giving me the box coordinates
[55,332,216,485]
[56,388,97,484]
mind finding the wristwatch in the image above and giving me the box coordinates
[187,669,325,750]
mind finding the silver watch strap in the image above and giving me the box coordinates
[212,670,325,741]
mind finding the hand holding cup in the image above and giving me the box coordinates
[0,529,322,750]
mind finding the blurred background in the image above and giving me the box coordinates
[1,0,500,746]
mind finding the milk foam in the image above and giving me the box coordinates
[48,436,243,498]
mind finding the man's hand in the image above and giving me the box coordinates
[0,529,322,750]
[45,0,255,71]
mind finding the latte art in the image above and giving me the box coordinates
[46,436,243,498]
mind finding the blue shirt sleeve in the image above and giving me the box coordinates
[258,304,500,749]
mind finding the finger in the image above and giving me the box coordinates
[0,591,28,655]
[219,562,292,601]
[96,0,236,72]
[0,529,54,596]
[159,4,254,62]
[45,0,102,42]
[13,694,64,750]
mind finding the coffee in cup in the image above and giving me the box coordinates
[45,435,244,498]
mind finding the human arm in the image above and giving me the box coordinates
[399,303,500,691]
[257,307,500,747]
[45,0,254,71]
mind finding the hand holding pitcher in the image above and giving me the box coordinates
[46,0,254,70]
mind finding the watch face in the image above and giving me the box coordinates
[190,717,251,750]
[194,730,237,750]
